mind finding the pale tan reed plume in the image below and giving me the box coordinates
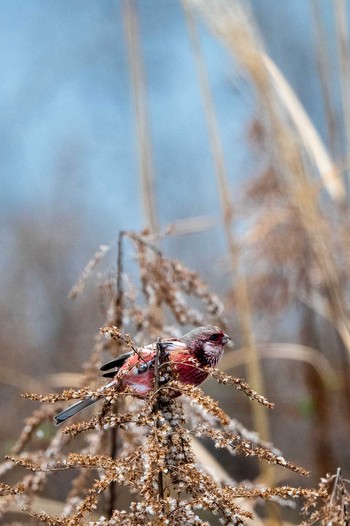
[189,0,344,200]
[189,0,350,379]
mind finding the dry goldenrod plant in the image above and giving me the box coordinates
[301,468,350,525]
[1,232,320,525]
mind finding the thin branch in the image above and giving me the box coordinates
[107,231,125,518]
[154,337,165,501]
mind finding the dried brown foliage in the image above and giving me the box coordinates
[0,232,317,525]
[301,468,350,525]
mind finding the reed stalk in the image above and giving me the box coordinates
[182,2,273,495]
[123,0,158,232]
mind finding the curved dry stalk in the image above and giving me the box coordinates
[262,54,344,202]
[189,0,345,202]
[300,291,350,361]
[220,343,338,388]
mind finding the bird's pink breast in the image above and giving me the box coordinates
[170,353,208,386]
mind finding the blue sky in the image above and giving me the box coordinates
[0,0,339,246]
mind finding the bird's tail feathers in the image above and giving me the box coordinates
[54,397,97,425]
[54,380,117,425]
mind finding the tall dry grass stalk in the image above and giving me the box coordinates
[310,0,340,161]
[333,0,350,195]
[123,0,158,232]
[261,54,343,202]
[182,1,273,494]
[183,0,270,441]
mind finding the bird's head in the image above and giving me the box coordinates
[183,326,231,366]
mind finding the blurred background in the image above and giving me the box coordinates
[1,0,350,512]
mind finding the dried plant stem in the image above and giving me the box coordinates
[108,414,118,517]
[154,338,165,502]
[116,231,125,314]
[310,0,340,162]
[301,468,350,525]
[123,0,158,232]
[261,54,343,202]
[183,0,271,469]
[300,303,334,477]
[220,343,337,387]
[107,231,125,518]
[334,0,350,195]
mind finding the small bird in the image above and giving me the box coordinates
[54,326,230,425]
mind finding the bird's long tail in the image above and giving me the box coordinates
[54,380,117,425]
[54,397,97,425]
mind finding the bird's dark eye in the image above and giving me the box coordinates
[209,333,221,342]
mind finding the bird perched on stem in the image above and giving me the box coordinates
[54,326,230,425]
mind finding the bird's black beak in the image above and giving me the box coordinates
[222,334,231,344]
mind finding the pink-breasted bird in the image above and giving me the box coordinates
[54,326,230,425]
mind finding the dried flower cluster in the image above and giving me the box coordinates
[301,468,350,525]
[0,232,321,524]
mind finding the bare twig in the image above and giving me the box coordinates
[154,338,165,501]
